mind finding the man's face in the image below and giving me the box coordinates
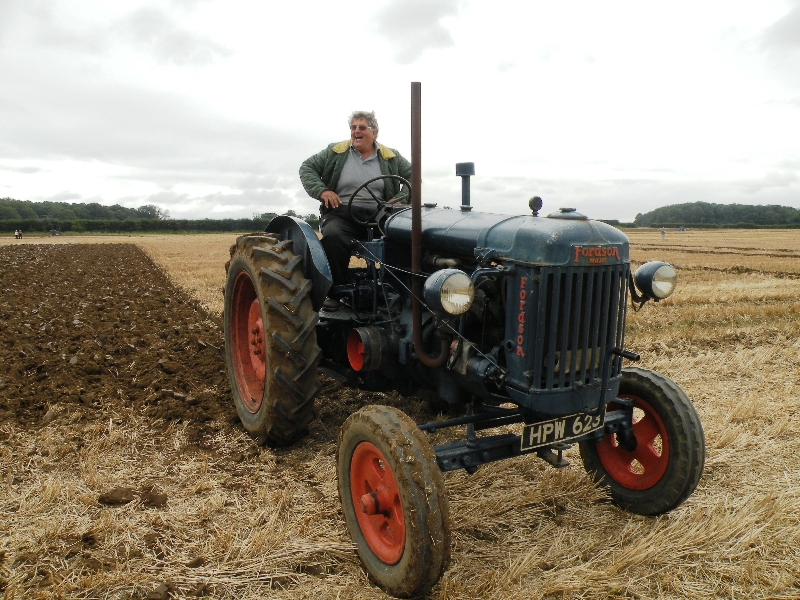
[350,117,376,154]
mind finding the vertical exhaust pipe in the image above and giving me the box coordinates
[410,82,448,368]
[456,162,475,211]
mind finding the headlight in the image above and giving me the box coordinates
[634,261,677,300]
[423,269,474,315]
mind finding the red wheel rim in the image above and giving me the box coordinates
[350,442,405,564]
[596,395,670,490]
[229,270,265,413]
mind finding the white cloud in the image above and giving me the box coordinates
[115,6,232,66]
[1,0,799,222]
[44,191,83,202]
[760,4,800,49]
[372,0,466,64]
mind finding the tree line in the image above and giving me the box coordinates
[6,197,798,233]
[0,198,169,222]
[1,198,320,233]
[634,202,800,228]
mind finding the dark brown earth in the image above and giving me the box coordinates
[0,242,438,599]
[0,243,237,439]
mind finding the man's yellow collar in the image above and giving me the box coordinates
[332,140,395,160]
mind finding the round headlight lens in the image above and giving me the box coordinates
[424,269,474,315]
[634,261,677,300]
[651,264,677,299]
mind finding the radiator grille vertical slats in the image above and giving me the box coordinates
[567,268,584,388]
[588,270,604,381]
[578,269,595,382]
[612,267,629,374]
[531,264,628,391]
[531,272,546,388]
[595,269,612,381]
[544,269,561,390]
[557,270,574,390]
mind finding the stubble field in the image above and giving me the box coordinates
[1,228,799,599]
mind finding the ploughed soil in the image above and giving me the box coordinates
[0,243,235,437]
[0,243,431,599]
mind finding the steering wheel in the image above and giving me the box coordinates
[347,174,412,228]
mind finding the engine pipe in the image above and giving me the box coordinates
[411,82,449,368]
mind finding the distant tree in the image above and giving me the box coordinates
[303,213,319,231]
[136,204,170,220]
[15,202,38,219]
[44,204,78,220]
[0,201,20,220]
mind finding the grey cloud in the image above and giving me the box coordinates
[0,1,23,44]
[0,2,108,55]
[0,164,42,174]
[115,6,232,66]
[420,174,800,222]
[372,0,466,64]
[497,61,516,73]
[776,158,800,170]
[737,170,799,194]
[123,189,307,220]
[1,59,311,167]
[170,0,212,8]
[2,2,224,61]
[760,5,800,50]
[44,191,82,202]
[1,56,319,218]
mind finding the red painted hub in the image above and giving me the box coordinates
[230,271,266,413]
[347,329,365,371]
[596,395,670,490]
[350,442,405,564]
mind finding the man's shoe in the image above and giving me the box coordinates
[322,297,341,311]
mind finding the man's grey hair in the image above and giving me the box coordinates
[348,111,379,135]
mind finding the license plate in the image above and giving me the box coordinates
[521,412,604,451]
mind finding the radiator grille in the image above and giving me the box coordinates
[527,264,629,390]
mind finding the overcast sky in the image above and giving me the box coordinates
[1,0,799,222]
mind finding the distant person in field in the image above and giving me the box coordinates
[299,110,411,297]
[661,228,666,240]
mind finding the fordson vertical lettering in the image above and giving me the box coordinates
[517,277,527,357]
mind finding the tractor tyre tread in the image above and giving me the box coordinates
[579,367,705,516]
[224,234,320,447]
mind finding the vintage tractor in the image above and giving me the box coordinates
[223,84,705,597]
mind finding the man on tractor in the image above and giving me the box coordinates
[299,110,411,306]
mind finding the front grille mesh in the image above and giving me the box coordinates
[529,264,629,390]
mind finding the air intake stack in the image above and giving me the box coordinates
[456,162,475,211]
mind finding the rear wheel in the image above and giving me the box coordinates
[337,405,451,597]
[224,234,321,446]
[579,367,705,516]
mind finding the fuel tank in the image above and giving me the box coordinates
[384,206,630,267]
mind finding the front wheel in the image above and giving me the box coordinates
[337,405,451,597]
[579,367,705,516]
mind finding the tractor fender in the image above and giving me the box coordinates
[265,215,332,311]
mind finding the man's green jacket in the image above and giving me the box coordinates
[299,140,412,216]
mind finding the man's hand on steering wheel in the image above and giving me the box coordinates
[347,174,411,228]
